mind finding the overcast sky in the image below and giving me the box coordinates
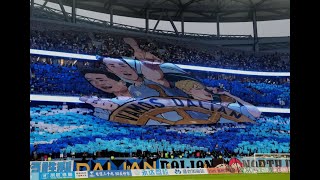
[33,0,290,37]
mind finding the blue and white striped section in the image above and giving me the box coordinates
[30,49,290,77]
[30,94,290,113]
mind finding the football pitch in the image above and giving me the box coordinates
[83,173,290,180]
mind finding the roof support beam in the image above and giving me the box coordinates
[143,0,153,9]
[264,9,289,16]
[174,0,203,17]
[194,12,212,18]
[40,0,48,11]
[181,12,184,35]
[172,0,183,17]
[255,0,268,7]
[248,0,254,6]
[214,7,289,16]
[72,0,77,23]
[56,0,70,22]
[167,0,179,6]
[252,9,259,52]
[152,12,163,32]
[145,9,149,33]
[31,0,34,17]
[185,0,203,7]
[166,12,179,35]
[104,0,118,10]
[110,6,113,26]
[120,6,141,14]
[216,13,220,38]
[231,0,251,6]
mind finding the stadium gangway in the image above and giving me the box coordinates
[30,94,290,114]
[30,49,290,77]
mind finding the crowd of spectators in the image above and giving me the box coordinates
[30,105,289,160]
[193,71,290,107]
[30,57,110,97]
[30,21,290,72]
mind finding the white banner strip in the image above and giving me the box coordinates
[30,94,84,103]
[30,94,290,113]
[256,107,290,113]
[30,49,290,77]
[30,49,97,60]
[176,64,290,76]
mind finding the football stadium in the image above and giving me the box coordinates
[29,0,290,179]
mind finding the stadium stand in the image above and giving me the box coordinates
[29,7,290,162]
[31,21,290,72]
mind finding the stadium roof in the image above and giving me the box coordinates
[48,0,290,22]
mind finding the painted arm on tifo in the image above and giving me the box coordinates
[206,87,261,118]
[79,96,119,111]
[123,37,170,88]
[123,37,163,64]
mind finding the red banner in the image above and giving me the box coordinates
[206,168,232,174]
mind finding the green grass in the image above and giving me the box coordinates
[84,173,290,180]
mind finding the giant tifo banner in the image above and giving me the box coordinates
[78,38,261,125]
[74,158,224,171]
[30,160,74,173]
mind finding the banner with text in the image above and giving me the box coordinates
[88,170,132,178]
[131,169,169,176]
[167,168,208,175]
[39,172,75,179]
[157,158,223,169]
[241,157,290,167]
[30,160,74,173]
[74,171,88,178]
[74,159,157,171]
[206,167,233,174]
[240,167,273,173]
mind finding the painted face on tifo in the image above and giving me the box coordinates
[85,73,127,93]
[189,84,213,101]
[175,80,213,101]
[103,58,139,81]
